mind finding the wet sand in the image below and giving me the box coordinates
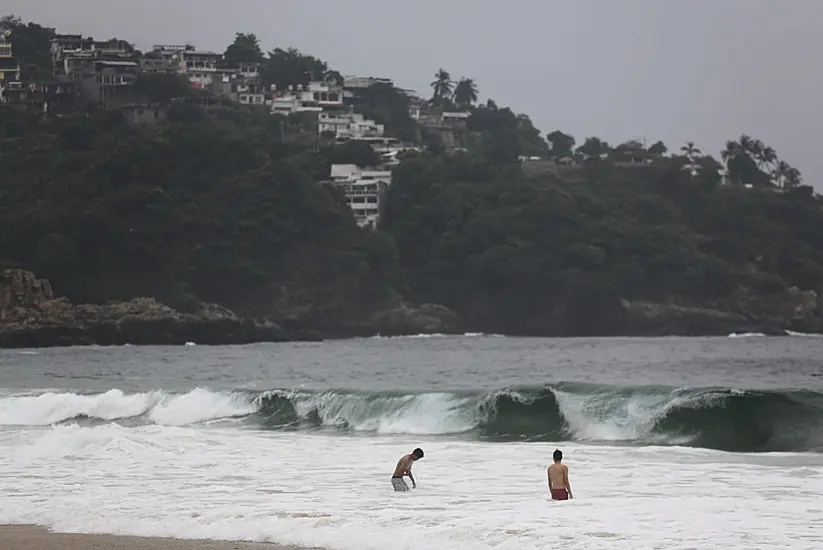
[0,525,314,550]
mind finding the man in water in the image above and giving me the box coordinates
[391,448,424,491]
[548,449,573,500]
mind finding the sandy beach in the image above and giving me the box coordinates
[0,526,311,550]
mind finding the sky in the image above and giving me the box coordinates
[5,0,822,187]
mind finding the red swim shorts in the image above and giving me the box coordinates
[551,488,569,500]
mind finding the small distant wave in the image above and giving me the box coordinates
[370,332,504,340]
[727,332,767,338]
[785,330,823,337]
[2,384,822,453]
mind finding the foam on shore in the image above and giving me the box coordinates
[0,525,311,550]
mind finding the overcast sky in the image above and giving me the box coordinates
[6,0,822,187]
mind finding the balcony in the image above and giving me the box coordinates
[97,73,136,86]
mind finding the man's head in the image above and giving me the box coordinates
[553,449,563,462]
[412,448,424,461]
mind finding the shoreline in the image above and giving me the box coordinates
[1,327,821,350]
[0,525,316,550]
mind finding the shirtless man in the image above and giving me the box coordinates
[547,449,573,500]
[391,448,424,492]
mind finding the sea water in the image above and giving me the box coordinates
[1,336,822,550]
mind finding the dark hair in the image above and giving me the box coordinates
[553,449,562,461]
[412,448,424,459]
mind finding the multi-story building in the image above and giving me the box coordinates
[330,164,392,228]
[269,81,347,115]
[238,62,260,80]
[0,31,20,84]
[171,46,222,89]
[0,80,74,113]
[417,109,470,131]
[0,31,11,58]
[138,54,178,75]
[233,81,266,106]
[318,111,385,139]
[79,60,140,108]
[343,75,393,89]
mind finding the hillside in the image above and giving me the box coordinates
[1,17,822,346]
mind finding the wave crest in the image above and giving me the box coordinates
[2,384,822,453]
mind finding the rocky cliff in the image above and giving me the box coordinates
[619,286,822,336]
[0,269,462,348]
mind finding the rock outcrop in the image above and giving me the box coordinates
[3,267,820,347]
[370,302,461,336]
[0,268,285,347]
[0,268,464,348]
[620,286,822,336]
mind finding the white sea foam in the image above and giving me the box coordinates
[727,332,767,338]
[0,388,255,427]
[1,424,821,550]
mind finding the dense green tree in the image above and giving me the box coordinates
[223,32,264,68]
[350,82,417,143]
[576,136,611,159]
[546,130,575,158]
[648,140,668,156]
[430,68,453,103]
[261,47,329,92]
[1,14,54,80]
[0,107,396,320]
[132,73,193,104]
[453,78,478,109]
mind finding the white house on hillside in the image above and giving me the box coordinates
[330,164,392,228]
[319,111,384,139]
[170,46,223,89]
[269,81,347,115]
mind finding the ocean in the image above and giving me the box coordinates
[1,335,822,549]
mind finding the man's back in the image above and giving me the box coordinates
[548,449,572,500]
[548,463,567,489]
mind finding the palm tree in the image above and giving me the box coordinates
[721,140,744,185]
[680,141,701,160]
[758,145,777,172]
[453,77,478,108]
[430,69,453,103]
[785,167,803,188]
[771,160,791,188]
[739,134,754,154]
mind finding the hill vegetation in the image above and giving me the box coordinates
[1,17,822,341]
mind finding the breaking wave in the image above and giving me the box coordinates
[2,384,822,453]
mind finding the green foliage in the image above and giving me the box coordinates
[1,14,54,80]
[350,82,417,143]
[261,47,331,92]
[0,107,396,316]
[381,150,823,333]
[2,18,820,336]
[546,130,575,158]
[453,78,478,109]
[320,140,381,168]
[223,32,264,68]
[132,73,193,104]
[468,102,548,161]
[430,69,453,104]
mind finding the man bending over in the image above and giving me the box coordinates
[392,448,424,491]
